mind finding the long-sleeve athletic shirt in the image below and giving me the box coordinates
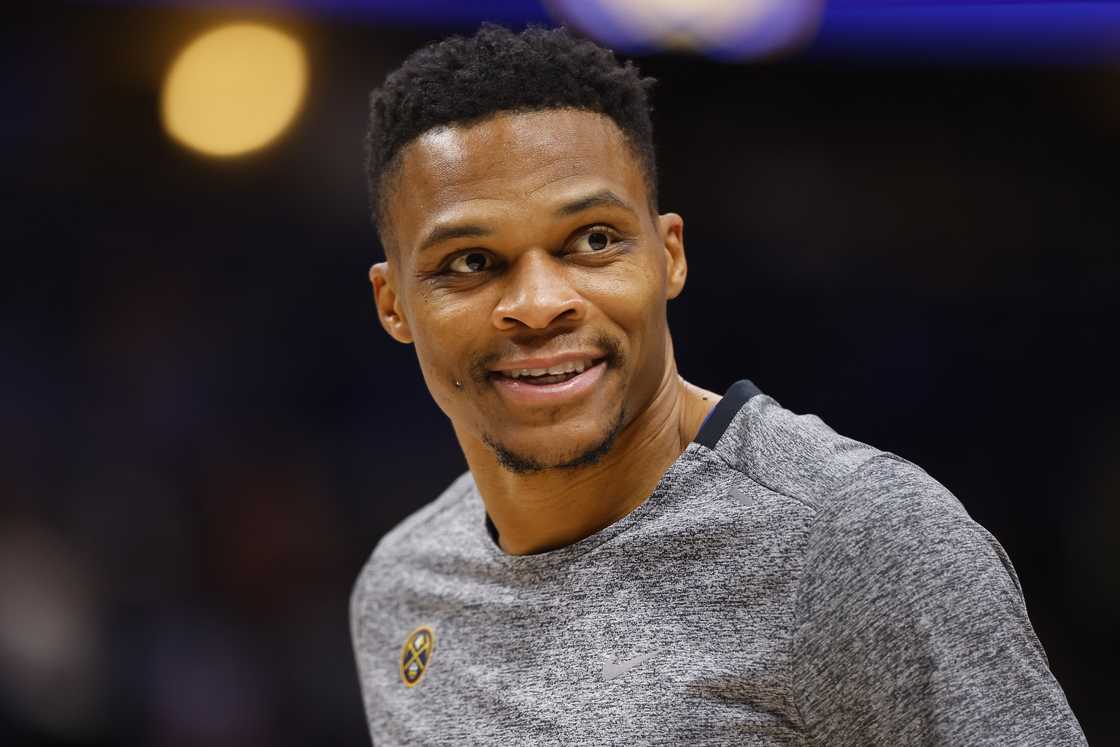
[351,379,1087,745]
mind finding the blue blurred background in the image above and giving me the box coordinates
[4,1,1119,745]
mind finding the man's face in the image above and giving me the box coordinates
[372,109,686,473]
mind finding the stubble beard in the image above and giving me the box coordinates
[472,331,627,475]
[482,404,627,475]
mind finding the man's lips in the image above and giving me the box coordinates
[488,358,608,405]
[488,351,607,376]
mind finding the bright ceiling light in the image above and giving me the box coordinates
[549,0,823,59]
[161,24,308,157]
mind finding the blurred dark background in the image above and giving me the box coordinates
[3,1,1118,745]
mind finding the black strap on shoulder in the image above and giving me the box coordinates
[694,379,762,449]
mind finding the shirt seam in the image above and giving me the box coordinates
[786,451,908,744]
[695,441,825,514]
[694,441,856,741]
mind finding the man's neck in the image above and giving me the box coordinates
[457,366,721,556]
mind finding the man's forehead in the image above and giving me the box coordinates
[393,109,640,211]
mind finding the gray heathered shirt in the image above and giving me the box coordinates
[351,380,1087,745]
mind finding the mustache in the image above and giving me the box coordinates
[468,331,624,382]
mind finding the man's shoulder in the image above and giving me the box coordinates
[707,385,885,511]
[375,469,476,559]
[712,385,970,528]
[809,452,978,563]
[352,470,476,591]
[350,470,477,631]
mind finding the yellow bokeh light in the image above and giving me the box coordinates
[161,24,307,157]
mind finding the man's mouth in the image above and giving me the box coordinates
[489,357,605,386]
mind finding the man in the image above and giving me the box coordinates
[350,24,1086,745]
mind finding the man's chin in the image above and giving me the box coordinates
[482,409,626,476]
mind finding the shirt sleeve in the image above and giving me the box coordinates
[790,454,1087,746]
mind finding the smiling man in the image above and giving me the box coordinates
[350,24,1086,746]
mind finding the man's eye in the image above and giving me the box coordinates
[570,229,615,254]
[447,251,491,273]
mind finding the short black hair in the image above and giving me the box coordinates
[365,24,658,250]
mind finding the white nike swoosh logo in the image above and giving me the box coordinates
[602,649,661,680]
[729,487,756,507]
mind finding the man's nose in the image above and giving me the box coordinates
[490,250,587,331]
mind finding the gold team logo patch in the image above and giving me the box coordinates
[400,625,435,688]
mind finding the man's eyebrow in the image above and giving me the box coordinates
[554,190,637,218]
[415,191,634,254]
[417,223,492,254]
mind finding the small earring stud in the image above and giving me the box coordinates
[454,379,463,388]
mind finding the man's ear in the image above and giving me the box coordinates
[658,213,687,300]
[370,262,413,344]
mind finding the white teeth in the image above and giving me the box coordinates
[504,359,594,378]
